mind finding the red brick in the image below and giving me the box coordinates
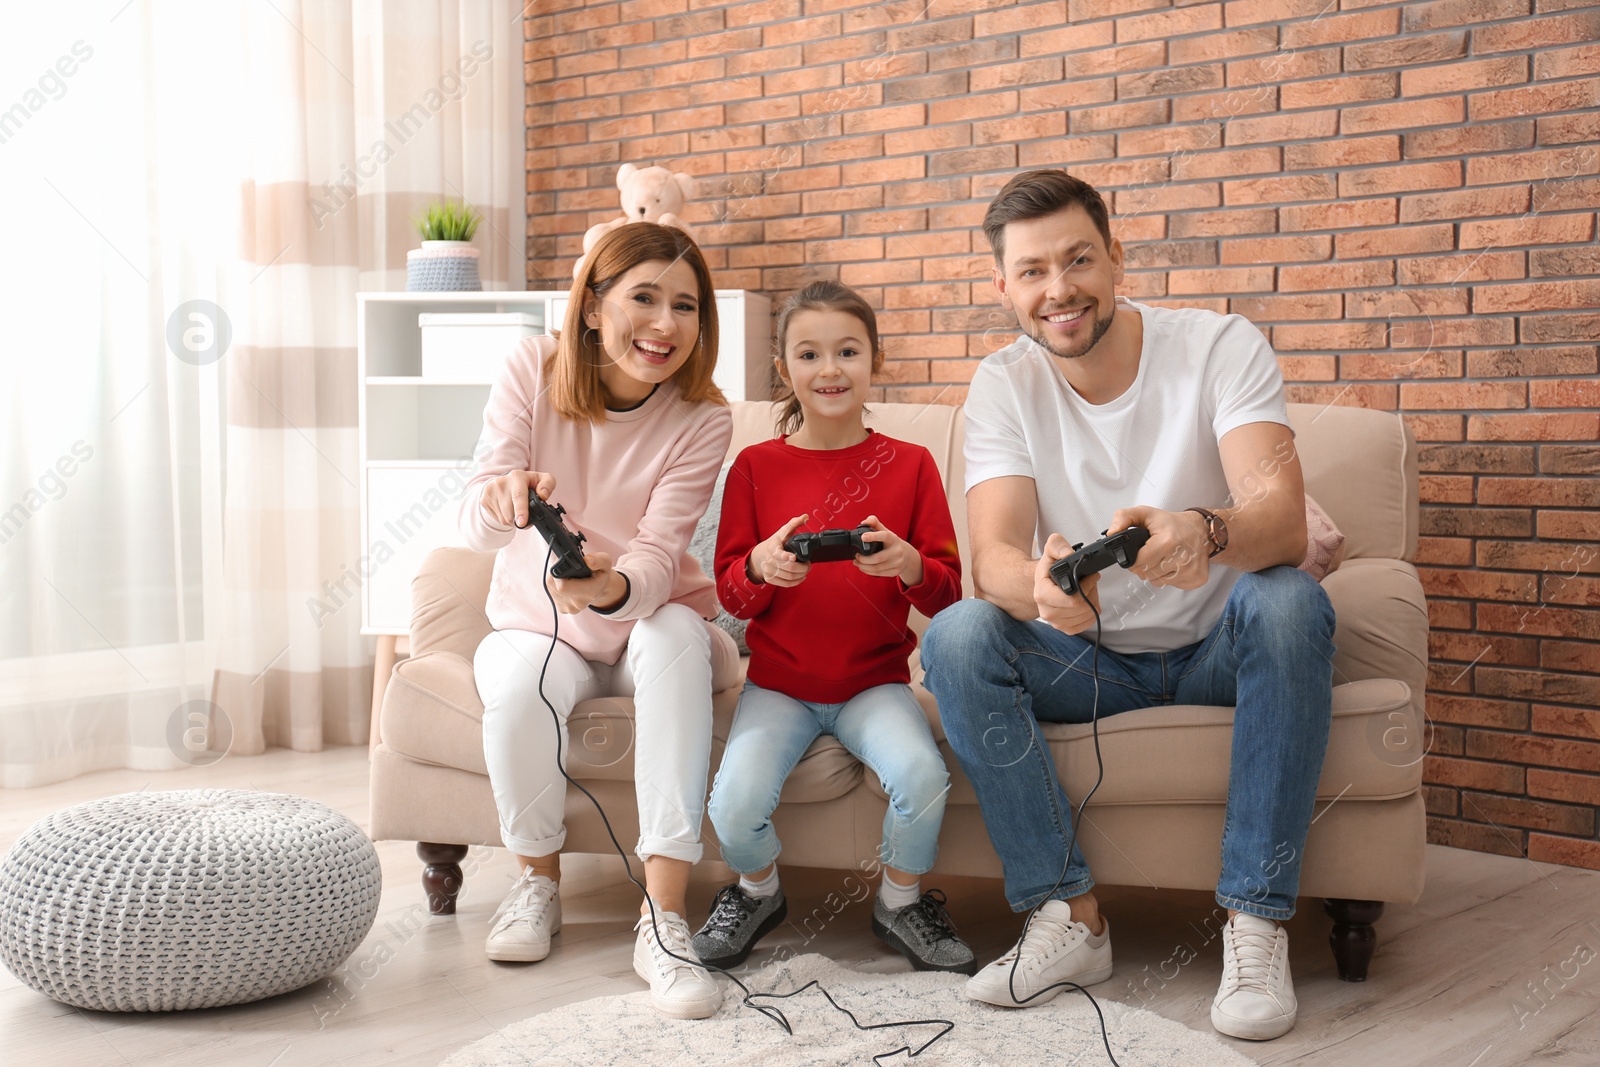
[1469,347,1597,377]
[1274,321,1388,350]
[1534,42,1600,79]
[1531,379,1600,409]
[1175,86,1279,123]
[1345,350,1465,378]
[1342,96,1466,135]
[928,36,1022,74]
[1280,72,1397,110]
[1400,317,1515,348]
[1279,199,1398,231]
[1170,26,1277,64]
[1430,599,1475,629]
[1416,537,1475,565]
[1168,208,1275,237]
[1171,147,1281,181]
[974,0,1068,36]
[929,92,1018,124]
[724,0,803,26]
[1423,785,1459,816]
[1282,7,1399,46]
[1163,266,1273,294]
[840,104,926,135]
[1279,261,1395,291]
[1069,0,1171,18]
[1539,442,1600,474]
[1284,136,1400,170]
[1403,380,1527,409]
[1473,9,1600,52]
[1121,124,1220,160]
[844,51,927,82]
[1522,312,1600,344]
[1426,817,1523,858]
[884,15,970,50]
[1222,175,1335,206]
[1527,834,1600,872]
[970,58,1065,91]
[1479,476,1600,507]
[763,215,842,242]
[1424,756,1526,793]
[1419,566,1539,601]
[882,282,971,308]
[725,96,801,124]
[1397,252,1525,286]
[1117,64,1226,99]
[882,125,971,155]
[1220,236,1331,265]
[974,112,1068,145]
[686,27,763,57]
[1471,78,1600,122]
[1284,383,1398,408]
[1070,158,1173,188]
[1340,160,1464,198]
[1226,46,1341,86]
[1231,292,1341,319]
[1275,354,1337,379]
[1428,693,1533,731]
[1117,3,1222,40]
[1405,122,1537,161]
[1404,0,1533,30]
[803,185,887,212]
[1528,769,1600,806]
[1534,704,1600,740]
[1222,110,1337,146]
[1470,215,1597,251]
[1476,279,1600,314]
[1115,182,1221,213]
[1335,224,1456,259]
[1462,791,1595,835]
[1019,22,1118,56]
[1069,98,1170,132]
[1466,729,1600,771]
[1348,31,1470,73]
[1399,185,1530,222]
[1402,58,1531,104]
[1018,79,1119,111]
[883,177,973,206]
[1468,145,1600,185]
[1222,0,1326,26]
[1539,511,1600,542]
[1540,112,1600,145]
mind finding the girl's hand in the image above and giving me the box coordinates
[482,470,558,529]
[548,551,627,614]
[748,514,811,587]
[855,515,924,587]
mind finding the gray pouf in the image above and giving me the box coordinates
[0,789,382,1012]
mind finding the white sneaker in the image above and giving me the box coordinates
[1212,913,1297,1040]
[484,869,561,962]
[965,900,1113,1007]
[633,910,723,1020]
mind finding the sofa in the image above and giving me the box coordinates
[369,399,1428,981]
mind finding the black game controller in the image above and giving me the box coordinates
[784,525,885,564]
[524,492,593,580]
[1049,526,1151,596]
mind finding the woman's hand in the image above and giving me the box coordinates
[748,514,811,588]
[855,515,924,587]
[547,551,628,614]
[481,470,558,529]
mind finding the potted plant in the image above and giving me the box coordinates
[406,200,483,291]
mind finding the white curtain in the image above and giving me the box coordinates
[0,2,237,788]
[0,0,527,787]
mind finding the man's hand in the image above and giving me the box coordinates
[748,514,812,588]
[854,515,924,587]
[548,552,626,613]
[1035,533,1103,635]
[1110,506,1211,590]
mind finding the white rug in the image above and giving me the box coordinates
[441,954,1256,1066]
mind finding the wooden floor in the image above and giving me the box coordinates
[4,746,1598,1067]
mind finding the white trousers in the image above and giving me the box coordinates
[474,603,741,863]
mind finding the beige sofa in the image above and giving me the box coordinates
[369,400,1428,981]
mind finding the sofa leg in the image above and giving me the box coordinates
[1323,898,1384,982]
[419,843,469,915]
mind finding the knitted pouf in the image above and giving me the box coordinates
[0,789,382,1012]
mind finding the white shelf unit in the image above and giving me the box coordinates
[357,289,772,636]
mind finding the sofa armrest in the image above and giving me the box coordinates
[410,547,498,662]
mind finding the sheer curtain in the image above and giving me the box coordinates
[0,2,237,788]
[0,0,527,786]
[211,0,526,755]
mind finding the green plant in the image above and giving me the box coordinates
[415,200,482,242]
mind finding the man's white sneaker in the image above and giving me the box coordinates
[485,869,561,962]
[965,900,1113,1007]
[633,911,723,1020]
[1212,913,1297,1040]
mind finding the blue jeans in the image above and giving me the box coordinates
[921,567,1335,921]
[708,681,951,876]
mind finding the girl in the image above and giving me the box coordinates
[693,280,974,974]
[461,223,739,1020]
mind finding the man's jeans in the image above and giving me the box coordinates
[921,566,1335,921]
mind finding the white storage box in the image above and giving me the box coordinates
[418,312,540,382]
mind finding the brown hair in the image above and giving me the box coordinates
[982,169,1113,267]
[771,280,884,437]
[549,222,725,422]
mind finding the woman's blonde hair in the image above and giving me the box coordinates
[772,280,884,436]
[548,222,725,422]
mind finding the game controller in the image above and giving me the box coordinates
[525,492,593,580]
[783,525,884,564]
[1049,526,1151,596]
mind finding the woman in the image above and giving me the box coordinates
[460,222,738,1020]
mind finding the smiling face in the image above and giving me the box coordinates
[584,257,702,403]
[993,203,1124,362]
[777,308,876,425]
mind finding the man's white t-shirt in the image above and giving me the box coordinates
[964,297,1291,654]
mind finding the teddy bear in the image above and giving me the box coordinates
[574,163,696,278]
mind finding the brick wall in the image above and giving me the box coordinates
[524,0,1600,869]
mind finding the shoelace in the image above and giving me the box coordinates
[996,910,1081,967]
[642,914,703,977]
[702,885,760,936]
[900,890,961,945]
[1223,923,1283,995]
[491,872,555,931]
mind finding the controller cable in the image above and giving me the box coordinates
[996,553,1121,1066]
[524,540,956,1065]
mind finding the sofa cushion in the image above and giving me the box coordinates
[685,463,750,654]
[908,676,1420,810]
[1286,403,1417,563]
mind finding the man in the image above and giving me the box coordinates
[921,169,1336,1041]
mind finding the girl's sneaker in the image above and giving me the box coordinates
[691,883,788,969]
[485,869,562,962]
[871,888,977,975]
